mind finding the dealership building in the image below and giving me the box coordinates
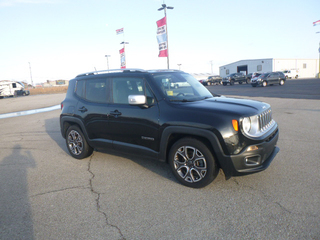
[219,58,320,78]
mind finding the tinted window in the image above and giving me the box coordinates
[113,77,146,104]
[85,78,109,103]
[75,80,85,98]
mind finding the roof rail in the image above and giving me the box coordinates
[76,68,146,77]
[147,69,182,73]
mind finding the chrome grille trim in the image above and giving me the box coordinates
[258,109,274,133]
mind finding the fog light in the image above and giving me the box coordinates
[247,145,258,151]
[245,155,261,166]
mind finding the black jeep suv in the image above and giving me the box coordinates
[60,69,279,188]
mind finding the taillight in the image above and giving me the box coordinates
[61,103,63,110]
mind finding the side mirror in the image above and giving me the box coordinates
[128,95,146,105]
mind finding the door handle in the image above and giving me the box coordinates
[78,106,88,113]
[110,110,122,117]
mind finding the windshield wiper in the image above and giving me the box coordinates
[170,99,194,102]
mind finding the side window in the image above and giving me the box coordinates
[12,83,17,88]
[113,77,145,104]
[75,80,85,98]
[85,79,109,103]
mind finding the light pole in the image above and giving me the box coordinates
[177,64,181,70]
[158,3,174,69]
[28,62,33,87]
[105,55,111,70]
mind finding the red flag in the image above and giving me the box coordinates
[119,48,126,69]
[156,17,168,57]
[116,28,124,34]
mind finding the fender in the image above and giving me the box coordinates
[60,115,88,139]
[159,126,235,179]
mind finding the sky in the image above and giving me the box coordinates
[1,0,320,84]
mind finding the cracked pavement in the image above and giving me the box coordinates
[0,86,319,239]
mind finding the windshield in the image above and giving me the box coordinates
[151,72,213,102]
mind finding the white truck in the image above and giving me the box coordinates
[0,81,30,99]
[283,69,299,79]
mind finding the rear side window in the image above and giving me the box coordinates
[75,79,110,103]
[75,80,85,98]
[86,79,109,103]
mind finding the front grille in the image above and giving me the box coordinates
[258,109,273,132]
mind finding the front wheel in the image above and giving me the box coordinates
[66,125,93,159]
[262,81,267,87]
[168,138,219,188]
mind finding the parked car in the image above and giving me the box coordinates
[222,72,247,85]
[246,72,262,83]
[60,69,279,188]
[207,75,222,85]
[283,70,299,79]
[199,79,208,86]
[246,73,254,84]
[251,72,286,87]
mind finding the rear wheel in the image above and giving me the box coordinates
[66,125,93,159]
[168,138,219,188]
[279,79,285,86]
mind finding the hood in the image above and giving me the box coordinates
[176,97,270,117]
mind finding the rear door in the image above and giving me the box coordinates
[75,77,113,147]
[267,73,277,84]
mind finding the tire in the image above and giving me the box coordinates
[246,78,250,84]
[262,81,267,87]
[279,79,285,86]
[239,81,243,84]
[168,138,219,188]
[220,80,223,85]
[223,82,227,86]
[66,125,93,159]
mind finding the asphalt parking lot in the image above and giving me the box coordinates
[0,79,319,239]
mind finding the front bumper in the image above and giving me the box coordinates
[251,80,262,86]
[217,127,279,179]
[230,128,279,176]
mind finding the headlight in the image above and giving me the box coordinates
[242,116,260,136]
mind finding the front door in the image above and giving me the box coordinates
[108,77,160,155]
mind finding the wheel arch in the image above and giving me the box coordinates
[60,116,87,139]
[159,126,234,179]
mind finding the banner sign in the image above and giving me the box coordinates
[156,17,168,57]
[116,28,124,35]
[119,48,126,69]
